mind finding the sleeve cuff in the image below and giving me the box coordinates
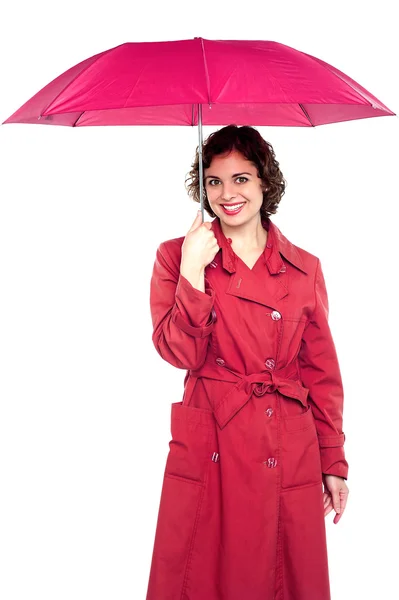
[172,274,216,338]
[318,433,346,447]
[320,446,349,480]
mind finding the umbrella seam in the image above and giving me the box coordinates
[300,51,378,107]
[200,38,212,106]
[122,64,148,109]
[39,44,125,117]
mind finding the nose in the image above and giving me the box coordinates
[220,182,238,202]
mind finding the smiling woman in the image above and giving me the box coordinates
[185,124,287,221]
[146,124,350,600]
[184,125,288,252]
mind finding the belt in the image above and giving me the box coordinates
[186,360,309,429]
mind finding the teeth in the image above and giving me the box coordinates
[223,203,244,211]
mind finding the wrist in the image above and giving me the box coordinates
[180,262,205,279]
[180,263,206,293]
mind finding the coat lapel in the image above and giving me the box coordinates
[206,216,308,311]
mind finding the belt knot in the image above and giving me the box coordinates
[245,370,279,396]
[253,381,277,396]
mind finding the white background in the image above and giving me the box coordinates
[0,1,398,599]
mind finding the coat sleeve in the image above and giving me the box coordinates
[149,241,216,370]
[297,258,349,480]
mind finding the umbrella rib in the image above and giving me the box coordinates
[298,104,315,126]
[73,112,85,127]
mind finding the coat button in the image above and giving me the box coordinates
[265,358,275,370]
[216,357,225,366]
[271,311,281,320]
[265,407,273,417]
[264,457,277,468]
[279,265,286,273]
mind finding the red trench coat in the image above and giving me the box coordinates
[146,216,349,600]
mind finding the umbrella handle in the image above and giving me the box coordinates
[197,103,205,224]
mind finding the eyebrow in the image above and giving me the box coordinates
[204,172,253,180]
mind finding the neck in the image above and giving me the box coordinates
[219,215,268,251]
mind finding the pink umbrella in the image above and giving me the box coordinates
[3,37,395,216]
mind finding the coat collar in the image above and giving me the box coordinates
[209,216,307,275]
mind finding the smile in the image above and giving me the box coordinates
[221,202,245,215]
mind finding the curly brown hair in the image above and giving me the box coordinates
[184,124,287,219]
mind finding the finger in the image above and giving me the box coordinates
[332,489,349,524]
[338,489,349,513]
[331,490,341,516]
[333,506,345,524]
[324,504,333,518]
[188,211,203,231]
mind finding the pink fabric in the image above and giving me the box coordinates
[3,38,395,127]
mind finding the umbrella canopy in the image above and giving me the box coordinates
[3,37,395,128]
[3,37,395,218]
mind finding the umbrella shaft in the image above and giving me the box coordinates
[198,104,204,222]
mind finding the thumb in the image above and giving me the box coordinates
[188,209,203,232]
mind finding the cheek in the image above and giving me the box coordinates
[205,188,220,202]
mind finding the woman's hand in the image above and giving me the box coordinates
[322,475,349,524]
[181,211,220,271]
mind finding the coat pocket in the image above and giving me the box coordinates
[146,402,217,599]
[280,404,323,489]
[165,401,216,484]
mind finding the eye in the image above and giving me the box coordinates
[208,176,248,186]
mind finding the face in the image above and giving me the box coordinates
[203,149,265,224]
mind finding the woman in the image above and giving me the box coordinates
[146,125,349,600]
